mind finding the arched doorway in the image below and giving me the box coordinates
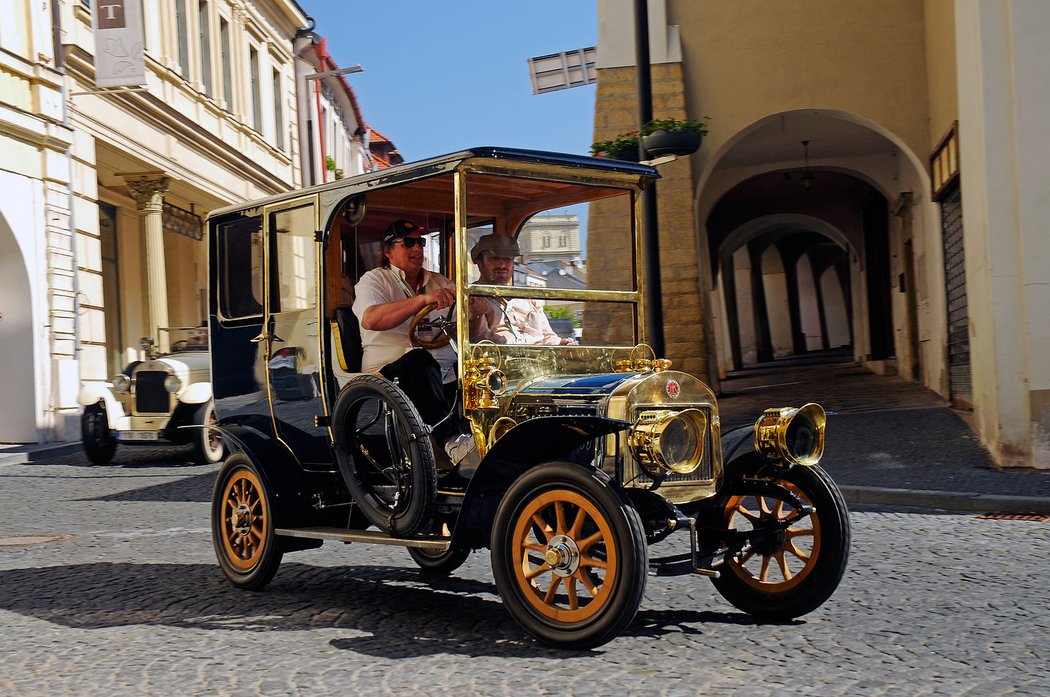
[0,212,37,442]
[696,109,939,384]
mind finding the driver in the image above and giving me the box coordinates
[469,232,577,345]
[352,219,458,440]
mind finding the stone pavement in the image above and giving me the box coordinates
[4,349,1049,513]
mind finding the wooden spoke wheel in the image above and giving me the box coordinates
[706,462,850,619]
[211,452,283,590]
[491,462,647,649]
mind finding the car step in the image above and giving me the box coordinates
[275,526,451,551]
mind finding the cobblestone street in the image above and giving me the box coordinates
[1,449,1047,695]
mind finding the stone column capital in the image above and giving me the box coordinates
[119,172,170,212]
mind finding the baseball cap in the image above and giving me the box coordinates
[383,219,421,242]
[470,232,521,263]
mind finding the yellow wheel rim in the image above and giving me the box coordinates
[723,481,820,592]
[510,488,617,623]
[219,468,270,571]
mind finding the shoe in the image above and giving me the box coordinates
[444,433,477,465]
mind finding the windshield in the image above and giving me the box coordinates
[461,172,639,354]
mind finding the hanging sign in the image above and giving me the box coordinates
[92,0,145,88]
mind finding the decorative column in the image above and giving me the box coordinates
[121,172,170,348]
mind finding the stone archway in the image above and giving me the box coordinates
[696,109,936,382]
[0,211,37,442]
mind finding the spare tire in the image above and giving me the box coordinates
[331,375,436,536]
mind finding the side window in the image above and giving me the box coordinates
[271,204,317,313]
[217,215,263,318]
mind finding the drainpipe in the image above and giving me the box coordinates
[634,0,664,356]
[54,0,80,442]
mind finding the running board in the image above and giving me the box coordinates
[275,527,450,551]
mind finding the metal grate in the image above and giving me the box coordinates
[626,406,715,486]
[976,513,1049,522]
[134,371,170,413]
[940,183,971,407]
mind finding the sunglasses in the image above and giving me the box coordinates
[395,237,426,249]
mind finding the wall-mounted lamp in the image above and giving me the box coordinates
[305,65,364,81]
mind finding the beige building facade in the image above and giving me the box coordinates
[0,0,317,443]
[594,0,1050,469]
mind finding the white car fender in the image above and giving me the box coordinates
[179,381,213,404]
[77,384,127,428]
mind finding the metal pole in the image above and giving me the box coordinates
[634,0,665,355]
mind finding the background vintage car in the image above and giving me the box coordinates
[77,328,223,465]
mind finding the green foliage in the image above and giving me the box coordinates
[592,117,710,156]
[640,116,710,137]
[545,306,574,319]
[325,155,344,180]
[590,130,639,156]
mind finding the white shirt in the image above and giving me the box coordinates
[473,297,565,345]
[352,266,457,381]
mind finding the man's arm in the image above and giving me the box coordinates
[361,288,453,331]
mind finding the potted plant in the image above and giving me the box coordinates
[640,117,709,157]
[590,130,641,161]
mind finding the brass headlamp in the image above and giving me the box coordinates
[753,403,826,466]
[463,345,506,411]
[628,408,708,475]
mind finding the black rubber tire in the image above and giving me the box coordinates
[191,399,224,465]
[81,403,116,465]
[211,452,283,590]
[704,463,851,619]
[407,544,471,576]
[331,375,436,537]
[490,462,648,649]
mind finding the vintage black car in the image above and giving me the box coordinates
[206,147,850,649]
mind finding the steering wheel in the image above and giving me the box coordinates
[408,302,456,349]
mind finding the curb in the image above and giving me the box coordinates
[840,485,1050,514]
[0,442,81,466]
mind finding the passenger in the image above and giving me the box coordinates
[469,232,577,345]
[352,219,459,441]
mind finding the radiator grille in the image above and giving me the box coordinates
[134,371,170,413]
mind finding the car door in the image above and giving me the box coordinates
[260,197,333,467]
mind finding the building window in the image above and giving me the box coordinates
[219,18,232,107]
[175,0,189,77]
[198,1,212,96]
[543,235,551,248]
[249,46,261,131]
[272,67,283,150]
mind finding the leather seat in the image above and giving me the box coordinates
[332,306,363,373]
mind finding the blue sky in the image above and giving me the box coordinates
[303,1,598,162]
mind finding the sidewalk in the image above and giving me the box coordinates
[716,349,1050,513]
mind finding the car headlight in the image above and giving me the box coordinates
[628,408,708,475]
[753,402,826,466]
[111,374,131,393]
[163,375,183,393]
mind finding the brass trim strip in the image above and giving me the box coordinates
[275,527,451,550]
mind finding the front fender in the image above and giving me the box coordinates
[178,382,213,404]
[216,423,315,528]
[451,415,629,550]
[77,384,126,427]
[720,422,756,470]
